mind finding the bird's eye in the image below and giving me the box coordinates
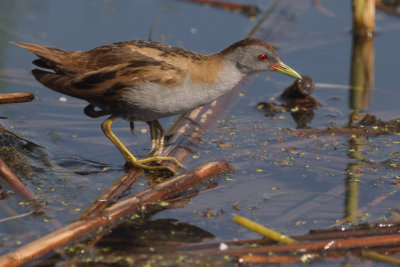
[258,54,268,61]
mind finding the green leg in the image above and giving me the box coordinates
[101,116,183,173]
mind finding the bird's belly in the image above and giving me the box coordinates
[114,79,235,122]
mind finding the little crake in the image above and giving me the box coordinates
[13,38,301,173]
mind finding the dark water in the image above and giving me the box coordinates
[0,0,400,265]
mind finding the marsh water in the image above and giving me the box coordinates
[1,0,400,265]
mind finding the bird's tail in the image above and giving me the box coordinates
[11,41,71,72]
[11,41,80,96]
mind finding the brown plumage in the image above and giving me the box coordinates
[13,41,191,105]
[13,38,301,174]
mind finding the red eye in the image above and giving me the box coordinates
[258,54,268,61]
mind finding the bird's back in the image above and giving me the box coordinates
[12,41,206,100]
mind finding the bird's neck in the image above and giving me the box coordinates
[181,55,245,109]
[209,57,245,95]
[188,53,245,87]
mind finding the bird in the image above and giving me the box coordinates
[12,38,301,174]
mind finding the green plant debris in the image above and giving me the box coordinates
[233,214,297,244]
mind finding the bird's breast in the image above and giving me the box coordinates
[115,62,244,122]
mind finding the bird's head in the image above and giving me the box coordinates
[221,38,301,79]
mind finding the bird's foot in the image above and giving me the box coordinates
[126,156,184,175]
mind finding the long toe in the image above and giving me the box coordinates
[125,156,185,175]
[142,164,177,175]
[137,156,184,169]
[131,160,177,175]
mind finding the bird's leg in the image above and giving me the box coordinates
[146,121,157,156]
[140,120,184,168]
[147,120,164,156]
[144,120,165,157]
[130,121,135,136]
[102,115,138,164]
[101,116,183,173]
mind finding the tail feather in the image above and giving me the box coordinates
[11,41,72,73]
[12,41,126,102]
[11,41,68,61]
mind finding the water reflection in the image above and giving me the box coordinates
[345,21,376,221]
[348,34,375,126]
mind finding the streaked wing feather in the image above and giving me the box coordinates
[32,58,186,101]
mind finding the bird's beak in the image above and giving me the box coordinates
[271,61,302,79]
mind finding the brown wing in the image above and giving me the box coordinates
[11,41,150,74]
[12,40,205,74]
[30,57,186,102]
